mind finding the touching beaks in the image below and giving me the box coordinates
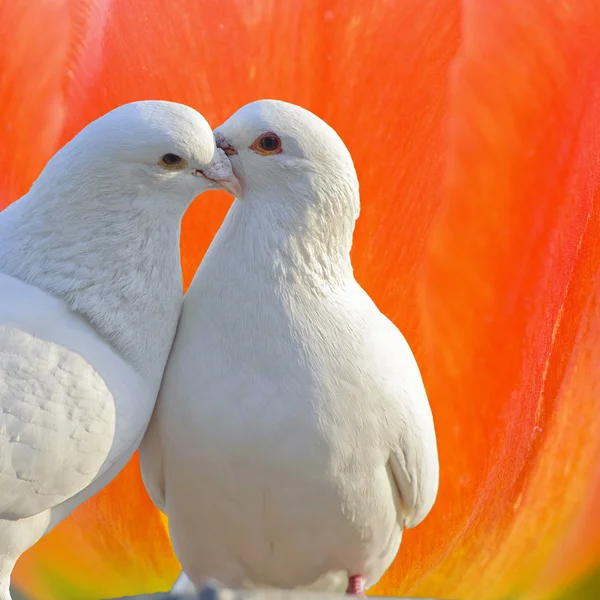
[220,145,237,156]
[194,143,243,198]
[214,131,238,156]
[214,176,243,198]
[194,169,243,198]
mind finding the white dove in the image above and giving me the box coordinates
[140,99,439,595]
[0,100,239,600]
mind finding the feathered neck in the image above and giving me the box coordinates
[0,184,185,383]
[201,185,357,287]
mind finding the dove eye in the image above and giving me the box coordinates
[250,133,282,156]
[159,153,187,170]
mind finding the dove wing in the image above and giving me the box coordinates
[0,321,117,521]
[370,311,439,530]
[389,421,439,529]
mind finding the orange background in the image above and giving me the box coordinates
[1,1,600,599]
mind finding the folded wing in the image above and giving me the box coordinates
[373,312,439,530]
[0,325,115,520]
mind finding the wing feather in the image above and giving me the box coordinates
[0,325,115,520]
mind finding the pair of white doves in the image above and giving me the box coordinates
[0,99,439,600]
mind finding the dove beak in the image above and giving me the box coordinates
[212,133,243,198]
[194,170,243,198]
[194,144,243,198]
[218,143,237,156]
[214,131,238,157]
[213,175,243,198]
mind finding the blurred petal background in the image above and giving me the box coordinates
[1,0,599,599]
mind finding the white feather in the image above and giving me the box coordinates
[141,99,439,592]
[0,100,231,600]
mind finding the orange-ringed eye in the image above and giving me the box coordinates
[250,133,282,156]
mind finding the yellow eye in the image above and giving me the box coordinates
[159,153,187,170]
[250,132,282,156]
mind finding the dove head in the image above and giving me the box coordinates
[0,102,242,374]
[214,100,360,254]
[33,100,240,210]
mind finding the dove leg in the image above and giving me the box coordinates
[346,575,365,596]
[0,512,51,600]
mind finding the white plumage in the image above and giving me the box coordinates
[0,100,238,600]
[140,99,439,594]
